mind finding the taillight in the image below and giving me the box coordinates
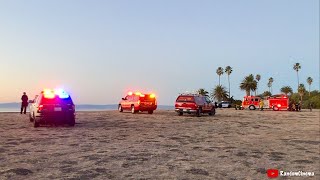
[38,105,44,112]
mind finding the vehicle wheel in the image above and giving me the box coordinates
[273,106,279,111]
[68,116,75,126]
[29,113,34,122]
[208,108,215,116]
[118,105,123,112]
[148,110,153,114]
[131,106,136,114]
[196,108,202,117]
[178,111,183,116]
[249,105,256,110]
[34,116,39,128]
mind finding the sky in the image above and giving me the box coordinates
[0,0,319,105]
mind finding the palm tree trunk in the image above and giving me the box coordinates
[219,75,221,86]
[297,71,299,92]
[309,85,311,96]
[228,75,230,99]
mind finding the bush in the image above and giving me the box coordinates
[289,90,320,109]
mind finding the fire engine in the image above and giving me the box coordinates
[242,94,289,111]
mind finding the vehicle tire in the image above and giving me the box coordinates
[68,116,75,126]
[29,113,34,122]
[131,105,136,114]
[178,111,183,116]
[208,108,215,116]
[196,108,202,117]
[34,116,39,128]
[249,105,256,110]
[148,110,153,114]
[273,106,279,111]
[118,105,123,112]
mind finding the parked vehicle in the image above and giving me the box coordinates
[218,101,232,108]
[29,89,75,127]
[118,92,157,114]
[175,94,215,117]
[241,94,289,111]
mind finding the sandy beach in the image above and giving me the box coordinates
[0,109,319,179]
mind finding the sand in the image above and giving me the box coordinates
[0,109,319,179]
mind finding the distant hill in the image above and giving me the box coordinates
[0,103,174,112]
[0,103,20,109]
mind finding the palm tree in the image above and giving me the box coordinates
[268,77,274,94]
[298,83,306,101]
[307,77,313,96]
[267,82,272,93]
[293,63,301,91]
[255,74,261,95]
[211,85,228,102]
[280,86,293,96]
[225,66,233,98]
[216,67,224,86]
[197,88,209,96]
[240,74,257,96]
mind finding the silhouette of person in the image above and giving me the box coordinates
[309,102,313,112]
[21,92,28,114]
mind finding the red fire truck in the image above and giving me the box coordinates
[241,94,289,111]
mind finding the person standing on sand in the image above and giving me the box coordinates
[309,102,313,112]
[291,101,296,111]
[259,99,264,111]
[20,92,28,114]
[298,100,302,111]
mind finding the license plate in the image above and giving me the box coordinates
[54,107,62,111]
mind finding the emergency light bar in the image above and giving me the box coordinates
[42,89,70,99]
[55,88,70,99]
[127,91,156,98]
[43,89,55,99]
